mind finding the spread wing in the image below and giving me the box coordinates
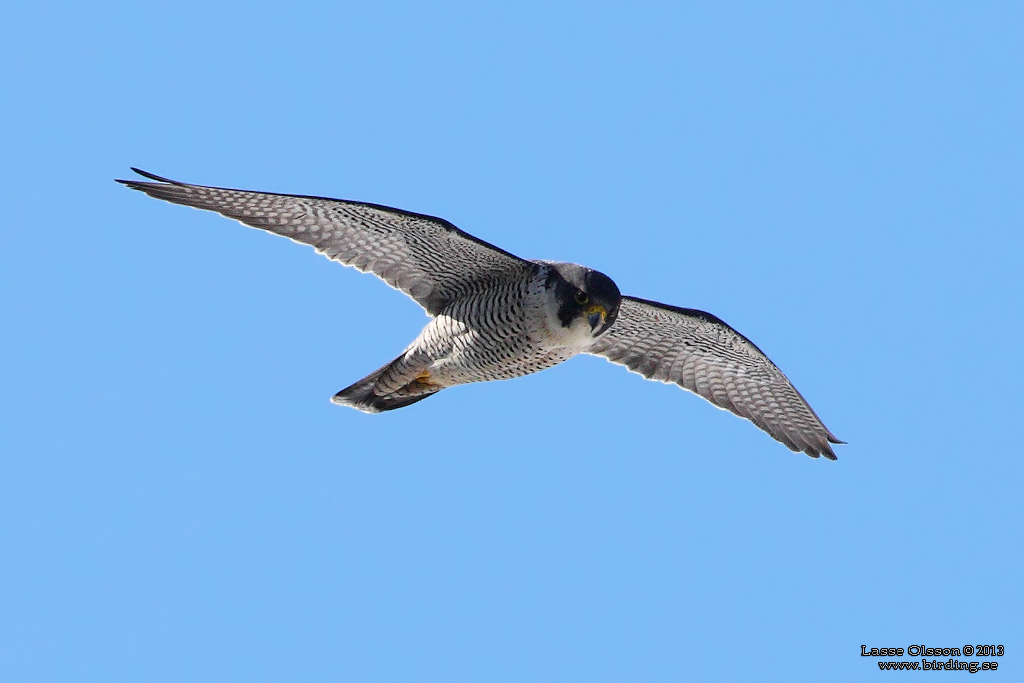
[117,169,530,315]
[590,296,843,458]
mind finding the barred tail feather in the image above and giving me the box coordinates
[331,357,440,413]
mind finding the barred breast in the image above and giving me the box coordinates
[409,266,577,387]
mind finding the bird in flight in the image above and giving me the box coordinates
[119,169,843,459]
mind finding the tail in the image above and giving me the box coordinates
[331,355,441,413]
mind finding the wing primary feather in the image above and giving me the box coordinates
[126,168,185,185]
[590,296,843,459]
[116,168,530,316]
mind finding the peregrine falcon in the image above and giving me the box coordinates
[118,169,844,459]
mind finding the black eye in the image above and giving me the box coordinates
[575,290,589,304]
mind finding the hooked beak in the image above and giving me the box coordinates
[586,304,607,333]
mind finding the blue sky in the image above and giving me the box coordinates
[2,1,1021,681]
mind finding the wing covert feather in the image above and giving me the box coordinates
[117,169,530,314]
[590,296,843,458]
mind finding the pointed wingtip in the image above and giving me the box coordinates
[116,168,191,189]
[130,168,185,184]
[804,439,839,460]
[820,440,839,460]
[114,168,185,185]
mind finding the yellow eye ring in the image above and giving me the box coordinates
[575,291,589,305]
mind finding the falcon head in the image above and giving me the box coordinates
[546,262,621,338]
